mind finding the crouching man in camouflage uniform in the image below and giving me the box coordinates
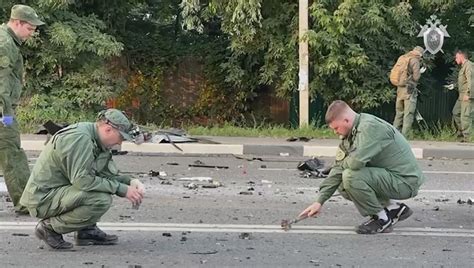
[20,109,145,249]
[299,100,425,234]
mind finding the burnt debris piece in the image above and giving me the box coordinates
[297,158,330,178]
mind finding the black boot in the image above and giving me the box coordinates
[35,219,73,250]
[74,224,118,246]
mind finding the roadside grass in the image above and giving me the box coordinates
[187,121,470,142]
[186,123,335,138]
[17,107,470,143]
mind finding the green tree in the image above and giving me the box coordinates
[1,0,126,127]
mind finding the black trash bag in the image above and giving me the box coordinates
[297,158,329,179]
[297,158,324,171]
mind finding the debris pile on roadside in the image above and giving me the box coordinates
[297,158,330,178]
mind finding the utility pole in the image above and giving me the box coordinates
[298,0,309,127]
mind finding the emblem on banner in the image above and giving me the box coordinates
[417,15,450,55]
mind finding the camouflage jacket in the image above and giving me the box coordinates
[0,24,23,115]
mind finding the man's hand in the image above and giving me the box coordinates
[298,202,322,218]
[126,186,144,207]
[420,66,427,74]
[463,95,470,101]
[130,178,145,194]
[1,116,13,127]
[444,84,455,90]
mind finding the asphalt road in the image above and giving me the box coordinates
[1,153,473,267]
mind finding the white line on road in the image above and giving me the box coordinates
[0,222,472,238]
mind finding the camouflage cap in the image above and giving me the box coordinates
[99,109,133,141]
[10,5,45,26]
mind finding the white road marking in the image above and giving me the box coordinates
[0,222,472,238]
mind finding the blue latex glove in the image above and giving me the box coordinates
[1,116,13,126]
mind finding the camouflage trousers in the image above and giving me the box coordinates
[0,120,30,213]
[452,99,472,138]
[393,86,417,137]
[334,167,422,216]
[29,186,112,234]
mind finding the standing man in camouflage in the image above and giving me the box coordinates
[392,46,425,137]
[299,100,425,234]
[20,109,145,250]
[452,50,473,142]
[0,5,44,214]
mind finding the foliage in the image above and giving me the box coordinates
[1,0,473,131]
[1,0,126,129]
[16,94,96,133]
[180,0,474,111]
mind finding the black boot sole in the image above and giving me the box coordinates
[35,224,73,250]
[75,238,118,246]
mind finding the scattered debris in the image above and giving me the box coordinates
[457,198,473,205]
[11,233,29,237]
[167,162,179,166]
[260,165,267,168]
[189,164,229,169]
[261,180,272,184]
[298,158,329,178]
[435,198,450,202]
[83,262,93,265]
[279,152,290,157]
[442,249,452,252]
[160,181,172,185]
[433,206,440,211]
[182,178,222,189]
[149,170,167,177]
[238,233,252,240]
[162,233,172,237]
[190,250,218,255]
[180,236,187,242]
[281,215,308,231]
[201,182,223,188]
[233,155,264,161]
[239,191,253,195]
[286,136,311,142]
[178,177,213,182]
[185,183,198,190]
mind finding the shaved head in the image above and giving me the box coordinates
[325,100,351,124]
[325,100,357,138]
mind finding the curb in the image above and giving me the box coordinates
[18,140,441,159]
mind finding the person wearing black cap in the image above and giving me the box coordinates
[20,109,145,250]
[0,5,45,214]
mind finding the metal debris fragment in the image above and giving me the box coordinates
[281,215,308,231]
[11,233,29,237]
[190,250,218,255]
[238,232,251,240]
[189,164,229,169]
[178,177,213,182]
